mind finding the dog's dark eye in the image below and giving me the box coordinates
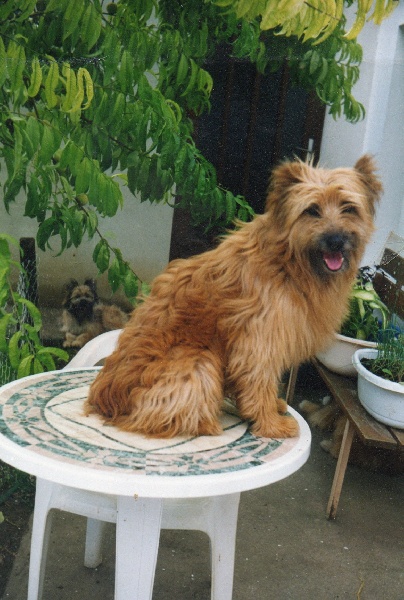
[341,204,358,215]
[303,204,321,218]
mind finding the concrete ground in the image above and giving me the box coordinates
[2,366,403,600]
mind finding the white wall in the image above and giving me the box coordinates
[320,3,404,265]
[1,184,174,306]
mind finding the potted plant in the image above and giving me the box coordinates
[316,267,389,376]
[352,331,404,428]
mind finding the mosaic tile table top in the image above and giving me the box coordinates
[0,368,311,498]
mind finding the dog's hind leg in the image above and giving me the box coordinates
[117,346,225,438]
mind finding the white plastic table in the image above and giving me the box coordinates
[0,368,311,600]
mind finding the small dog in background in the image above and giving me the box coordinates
[61,279,129,349]
[86,156,381,439]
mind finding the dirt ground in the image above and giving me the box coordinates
[0,490,34,598]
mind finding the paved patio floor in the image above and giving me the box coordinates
[3,365,403,600]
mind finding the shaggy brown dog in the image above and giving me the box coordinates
[85,156,381,438]
[62,279,129,349]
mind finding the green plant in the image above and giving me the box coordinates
[363,331,404,384]
[0,234,68,380]
[341,269,389,342]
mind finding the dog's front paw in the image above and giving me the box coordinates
[252,414,299,439]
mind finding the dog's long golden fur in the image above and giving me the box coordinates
[86,156,382,439]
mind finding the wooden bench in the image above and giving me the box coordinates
[286,232,404,519]
[314,361,404,519]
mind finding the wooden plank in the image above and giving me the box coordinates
[391,427,404,448]
[313,360,398,449]
[326,419,356,520]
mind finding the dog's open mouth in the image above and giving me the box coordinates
[323,251,344,272]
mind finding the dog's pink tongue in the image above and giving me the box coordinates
[323,252,344,271]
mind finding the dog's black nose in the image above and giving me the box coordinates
[323,233,347,252]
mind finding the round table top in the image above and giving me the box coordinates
[0,368,311,498]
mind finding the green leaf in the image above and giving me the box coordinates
[16,298,43,331]
[36,352,55,371]
[27,56,42,97]
[108,92,126,129]
[44,59,59,109]
[123,269,138,299]
[0,314,12,353]
[26,117,41,152]
[309,51,320,75]
[93,240,110,273]
[66,208,84,247]
[225,190,236,223]
[0,37,8,87]
[39,125,62,165]
[45,0,69,12]
[7,40,26,92]
[75,157,92,194]
[108,258,122,293]
[81,3,102,51]
[37,346,69,361]
[37,218,56,251]
[17,355,34,379]
[10,125,23,181]
[8,331,22,370]
[86,209,98,238]
[0,0,15,21]
[59,141,84,176]
[102,178,121,216]
[119,50,134,95]
[63,0,85,41]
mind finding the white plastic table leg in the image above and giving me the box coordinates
[84,518,108,568]
[27,478,55,600]
[115,496,163,600]
[208,493,240,600]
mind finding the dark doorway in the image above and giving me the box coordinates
[170,51,325,260]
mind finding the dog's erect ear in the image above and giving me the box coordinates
[65,279,78,293]
[265,160,307,212]
[84,278,98,293]
[84,279,99,301]
[270,160,306,189]
[62,279,79,307]
[354,155,383,213]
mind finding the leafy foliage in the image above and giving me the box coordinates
[215,0,397,41]
[0,0,397,393]
[341,268,389,341]
[364,330,404,383]
[0,235,68,380]
[0,0,398,300]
